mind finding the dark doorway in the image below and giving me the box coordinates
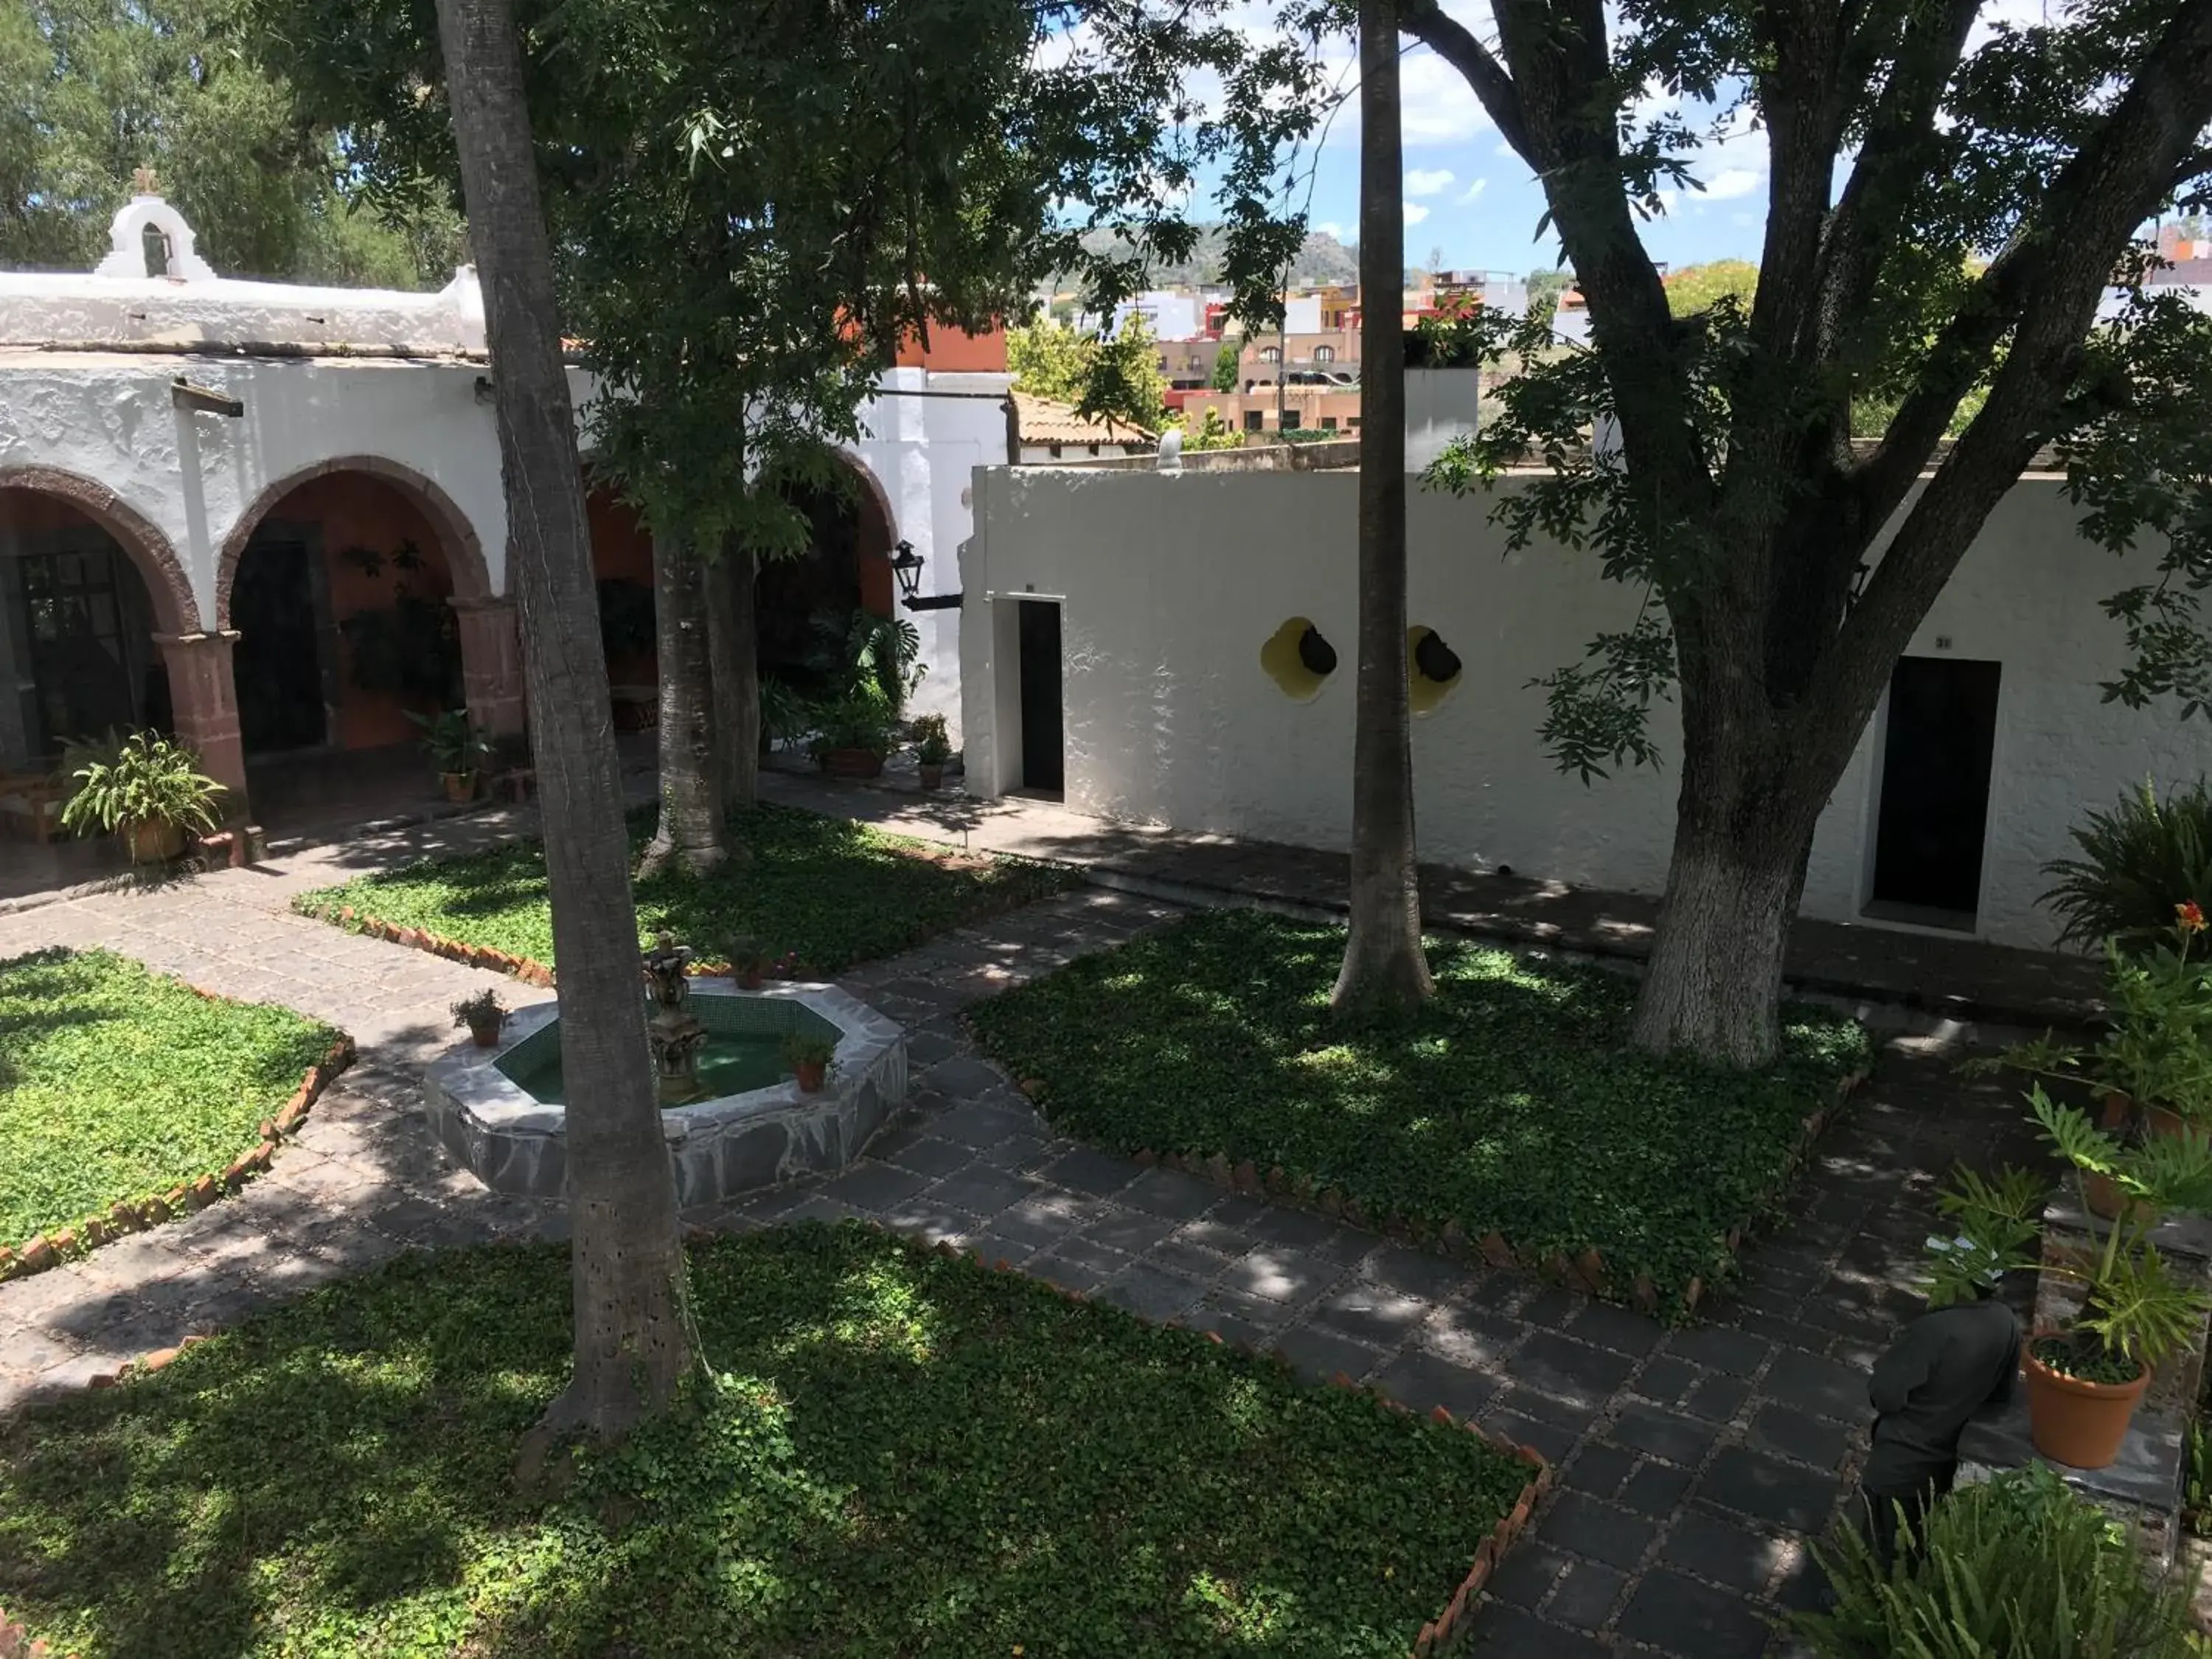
[1016,599,1064,796]
[11,544,150,754]
[757,479,863,692]
[1868,655,2002,928]
[232,538,328,753]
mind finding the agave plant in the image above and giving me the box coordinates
[2042,778,2212,952]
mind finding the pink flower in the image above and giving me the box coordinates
[2180,901,2206,933]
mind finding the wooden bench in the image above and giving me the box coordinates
[0,773,66,844]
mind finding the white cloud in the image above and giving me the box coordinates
[1701,168,1761,201]
[1405,168,1456,197]
[1314,221,1345,240]
[1404,203,1432,226]
[1458,178,1489,205]
[1494,139,1520,159]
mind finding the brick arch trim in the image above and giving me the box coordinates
[832,449,900,619]
[0,465,199,633]
[215,456,493,629]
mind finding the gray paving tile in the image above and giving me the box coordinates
[1096,1264,1208,1324]
[1615,1568,1774,1657]
[1037,1145,1140,1197]
[1267,1321,1384,1385]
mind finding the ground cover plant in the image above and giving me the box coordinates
[970,909,1871,1311]
[0,949,338,1245]
[293,804,1077,973]
[0,1223,1531,1659]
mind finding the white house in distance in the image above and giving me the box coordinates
[959,457,2212,953]
[0,187,1001,829]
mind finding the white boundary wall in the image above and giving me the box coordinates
[959,466,2212,950]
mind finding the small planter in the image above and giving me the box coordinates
[2146,1103,2186,1138]
[125,818,185,864]
[819,748,885,780]
[739,968,765,991]
[442,771,478,804]
[793,1060,827,1093]
[467,1018,504,1049]
[917,762,945,790]
[2023,1340,2150,1469]
[2084,1171,2154,1224]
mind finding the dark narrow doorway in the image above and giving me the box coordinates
[1015,599,1064,796]
[232,539,328,754]
[1868,655,2002,928]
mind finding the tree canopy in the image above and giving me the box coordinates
[1008,316,1170,430]
[1661,259,1759,319]
[1,0,459,282]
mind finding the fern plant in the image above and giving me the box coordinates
[57,730,223,839]
[2042,778,2212,951]
[1934,1088,2212,1382]
[1793,1464,2195,1658]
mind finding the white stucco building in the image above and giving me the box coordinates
[0,189,1001,822]
[959,462,2212,952]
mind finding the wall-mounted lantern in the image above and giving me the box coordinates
[891,539,962,611]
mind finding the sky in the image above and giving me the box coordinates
[1051,0,2063,279]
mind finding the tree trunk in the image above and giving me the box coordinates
[433,0,700,1438]
[1332,0,1433,1019]
[706,538,759,813]
[639,533,728,878]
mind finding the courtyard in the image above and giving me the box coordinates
[0,781,2084,1659]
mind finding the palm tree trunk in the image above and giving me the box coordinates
[1332,0,1433,1019]
[706,538,759,813]
[639,533,728,877]
[432,0,700,1437]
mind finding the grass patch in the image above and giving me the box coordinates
[969,908,1871,1310]
[0,949,339,1245]
[292,804,1078,973]
[0,1223,1530,1658]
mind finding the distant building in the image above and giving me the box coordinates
[1012,392,1155,462]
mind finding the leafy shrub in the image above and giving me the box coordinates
[338,591,459,703]
[2042,778,2212,950]
[807,689,902,758]
[1793,1464,2195,1658]
[57,730,223,838]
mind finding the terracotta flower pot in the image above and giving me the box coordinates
[793,1060,827,1093]
[2100,1091,2132,1130]
[917,762,945,790]
[2023,1341,2150,1469]
[125,818,184,864]
[2083,1171,2153,1225]
[443,771,478,804]
[818,748,885,780]
[468,1019,503,1049]
[2146,1103,2187,1138]
[739,969,765,991]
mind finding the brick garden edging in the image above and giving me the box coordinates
[0,1602,64,1659]
[0,1006,355,1287]
[1009,1062,1874,1320]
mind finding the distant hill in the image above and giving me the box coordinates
[1058,223,1360,289]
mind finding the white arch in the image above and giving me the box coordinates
[94,195,216,282]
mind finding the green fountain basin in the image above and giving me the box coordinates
[493,995,841,1107]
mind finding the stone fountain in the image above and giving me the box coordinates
[643,931,709,1105]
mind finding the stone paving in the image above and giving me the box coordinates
[0,826,2048,1658]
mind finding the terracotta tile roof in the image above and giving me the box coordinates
[1013,390,1154,447]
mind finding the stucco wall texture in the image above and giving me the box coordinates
[960,467,2212,950]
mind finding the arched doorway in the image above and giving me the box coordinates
[757,455,897,696]
[219,462,491,759]
[0,479,188,775]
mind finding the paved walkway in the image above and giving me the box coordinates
[0,825,2045,1658]
[759,768,2107,1032]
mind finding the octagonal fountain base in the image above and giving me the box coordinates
[422,981,907,1206]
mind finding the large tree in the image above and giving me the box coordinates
[431,0,699,1436]
[1333,0,1433,1015]
[1389,0,2212,1062]
[1,0,458,280]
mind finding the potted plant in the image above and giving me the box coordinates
[1933,1087,2212,1469]
[726,936,771,990]
[911,712,953,790]
[451,989,509,1048]
[58,730,224,863]
[807,692,900,780]
[410,708,494,803]
[1969,905,2212,1154]
[783,1031,837,1093]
